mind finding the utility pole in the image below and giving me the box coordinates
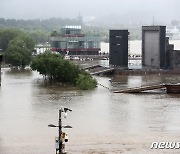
[48,107,72,154]
[59,109,62,154]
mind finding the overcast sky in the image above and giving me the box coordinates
[0,0,180,23]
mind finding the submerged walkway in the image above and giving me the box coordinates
[82,65,114,75]
[90,68,114,75]
[113,84,166,93]
[113,83,180,94]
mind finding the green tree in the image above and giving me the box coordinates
[0,29,35,51]
[0,29,21,51]
[31,52,80,83]
[76,73,97,90]
[28,30,50,44]
[31,51,62,78]
[19,34,35,50]
[31,52,97,90]
[4,37,32,68]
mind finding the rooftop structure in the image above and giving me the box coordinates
[166,27,180,40]
[50,26,100,55]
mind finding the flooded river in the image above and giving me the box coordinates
[0,68,180,154]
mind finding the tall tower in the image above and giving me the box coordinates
[109,30,129,68]
[142,26,166,69]
[77,13,83,26]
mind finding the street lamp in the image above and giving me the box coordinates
[48,107,72,154]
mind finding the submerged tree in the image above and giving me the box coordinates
[31,51,97,90]
[31,52,80,83]
[76,73,97,90]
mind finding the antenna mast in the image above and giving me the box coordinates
[153,13,155,26]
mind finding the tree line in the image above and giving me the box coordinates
[0,17,142,42]
[0,18,81,31]
[0,17,82,44]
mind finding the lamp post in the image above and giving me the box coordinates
[58,108,62,153]
[48,107,72,154]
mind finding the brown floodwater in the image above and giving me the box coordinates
[0,68,180,154]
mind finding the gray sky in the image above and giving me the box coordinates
[0,0,180,23]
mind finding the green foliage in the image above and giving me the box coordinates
[76,73,97,90]
[31,52,97,90]
[31,51,60,77]
[31,52,80,84]
[0,29,35,68]
[4,37,32,68]
[0,29,35,52]
[0,18,81,32]
[19,34,35,50]
[0,17,143,44]
[28,30,50,44]
[50,31,60,37]
[0,29,21,51]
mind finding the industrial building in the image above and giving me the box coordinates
[50,26,100,55]
[142,25,180,70]
[167,42,180,70]
[108,26,179,73]
[142,26,166,69]
[169,50,180,69]
[165,35,180,70]
[109,30,129,68]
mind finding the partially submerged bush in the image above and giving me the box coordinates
[76,73,97,90]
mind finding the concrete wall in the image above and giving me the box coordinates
[142,26,166,69]
[144,31,159,67]
[169,50,180,69]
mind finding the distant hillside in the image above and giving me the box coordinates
[0,18,82,31]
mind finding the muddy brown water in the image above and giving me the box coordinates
[0,68,180,154]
